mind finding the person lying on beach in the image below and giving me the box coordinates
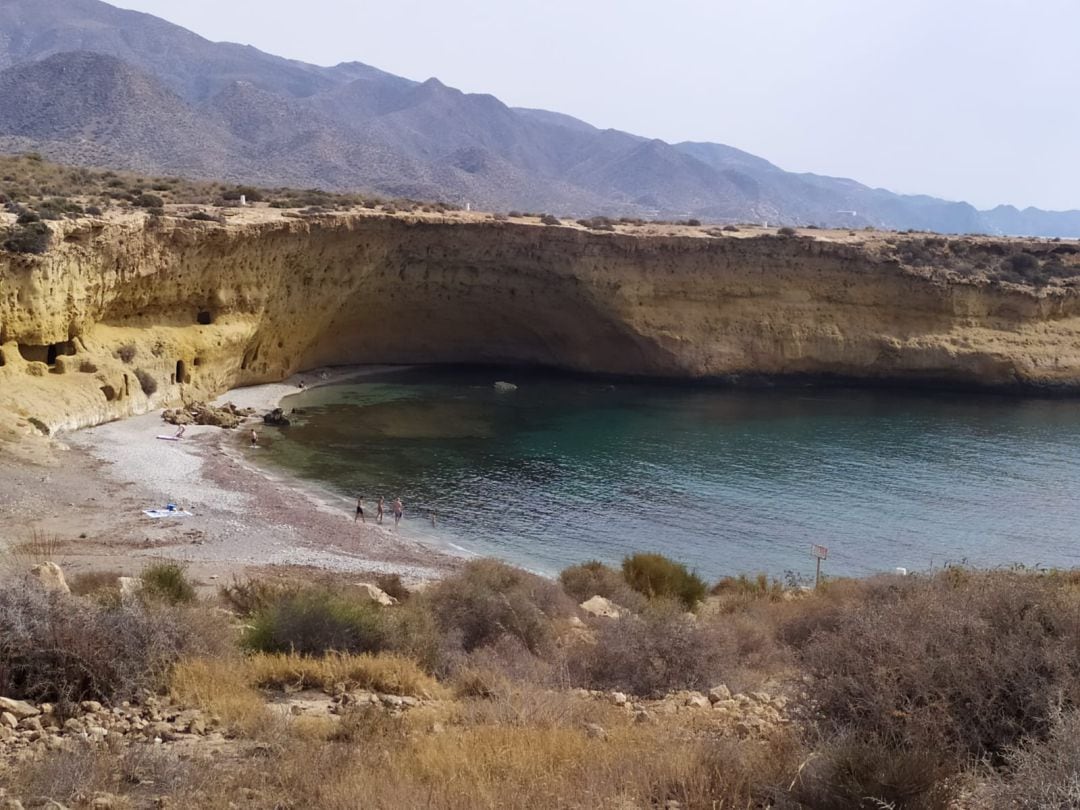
[393,498,404,528]
[355,496,366,523]
[376,496,385,524]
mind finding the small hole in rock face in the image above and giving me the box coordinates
[100,385,117,402]
[0,348,5,367]
[193,357,202,367]
[197,311,213,326]
[175,360,187,384]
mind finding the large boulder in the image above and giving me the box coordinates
[579,595,626,619]
[355,583,397,606]
[0,697,40,720]
[30,562,69,594]
[262,408,291,427]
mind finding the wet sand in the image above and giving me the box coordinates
[0,367,460,589]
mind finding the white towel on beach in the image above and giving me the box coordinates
[142,509,194,519]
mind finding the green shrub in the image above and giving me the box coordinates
[245,587,389,656]
[577,216,615,231]
[133,193,164,209]
[539,214,561,226]
[777,226,797,237]
[621,553,706,609]
[426,559,575,656]
[114,344,137,364]
[187,211,224,223]
[221,186,264,203]
[3,222,51,254]
[140,563,196,605]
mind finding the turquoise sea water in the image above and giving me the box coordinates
[258,368,1080,580]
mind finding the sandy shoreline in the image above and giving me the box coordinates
[1,366,461,589]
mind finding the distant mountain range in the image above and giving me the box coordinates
[1,0,1077,236]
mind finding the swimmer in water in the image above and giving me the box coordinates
[393,498,404,529]
[250,429,258,446]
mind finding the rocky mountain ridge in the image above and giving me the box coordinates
[0,0,1078,235]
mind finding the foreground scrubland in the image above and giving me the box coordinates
[1,551,1079,809]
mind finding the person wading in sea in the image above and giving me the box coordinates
[355,496,366,524]
[376,496,385,525]
[393,498,404,529]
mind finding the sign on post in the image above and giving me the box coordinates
[811,544,828,588]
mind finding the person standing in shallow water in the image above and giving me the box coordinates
[376,496,385,525]
[250,428,258,447]
[354,496,365,524]
[393,498,404,529]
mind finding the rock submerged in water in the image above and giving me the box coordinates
[262,407,290,427]
[494,381,517,393]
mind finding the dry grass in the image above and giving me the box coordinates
[247,651,445,699]
[67,569,123,597]
[2,530,64,570]
[170,658,271,735]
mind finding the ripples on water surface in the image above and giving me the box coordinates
[259,368,1080,579]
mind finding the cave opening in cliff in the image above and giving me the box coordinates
[18,341,75,366]
[176,360,187,384]
[0,348,5,367]
[196,311,213,326]
[100,385,117,402]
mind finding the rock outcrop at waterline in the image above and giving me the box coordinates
[2,209,1080,443]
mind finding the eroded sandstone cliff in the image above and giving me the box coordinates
[3,210,1080,446]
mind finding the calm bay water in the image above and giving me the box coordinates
[259,368,1080,580]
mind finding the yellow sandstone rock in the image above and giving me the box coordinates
[2,210,1079,449]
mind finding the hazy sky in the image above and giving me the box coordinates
[110,0,1080,211]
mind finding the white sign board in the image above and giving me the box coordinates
[811,544,829,560]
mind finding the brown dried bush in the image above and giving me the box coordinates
[979,710,1080,808]
[780,731,958,810]
[565,600,732,696]
[558,560,645,610]
[0,580,228,704]
[798,571,1080,762]
[425,559,576,658]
